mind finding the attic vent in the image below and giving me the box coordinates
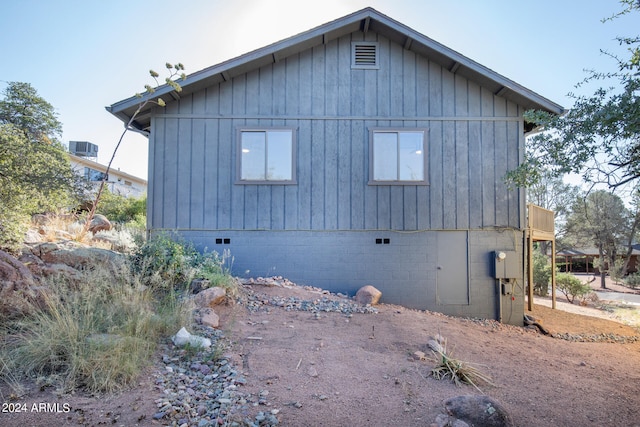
[352,42,379,69]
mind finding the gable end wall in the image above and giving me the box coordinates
[147,29,526,324]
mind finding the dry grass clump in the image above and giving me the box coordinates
[430,339,494,392]
[0,263,190,394]
[31,212,89,243]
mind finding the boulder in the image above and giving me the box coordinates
[0,250,47,319]
[199,308,220,328]
[88,214,112,234]
[444,395,514,427]
[33,242,124,273]
[193,286,227,308]
[355,285,382,305]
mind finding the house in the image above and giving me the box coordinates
[68,142,147,198]
[556,247,640,275]
[108,8,563,325]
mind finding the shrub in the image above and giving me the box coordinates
[532,251,552,296]
[131,233,195,294]
[131,233,236,297]
[556,273,593,304]
[624,273,640,289]
[95,188,146,226]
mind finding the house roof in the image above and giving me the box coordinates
[68,153,147,185]
[556,247,640,257]
[107,7,565,132]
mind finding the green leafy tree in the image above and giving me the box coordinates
[507,0,640,190]
[565,191,630,288]
[0,82,62,144]
[0,83,85,251]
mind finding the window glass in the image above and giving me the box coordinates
[266,130,292,180]
[398,132,424,181]
[241,132,266,180]
[84,167,107,182]
[373,132,398,180]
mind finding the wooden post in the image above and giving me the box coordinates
[551,239,557,309]
[527,230,534,311]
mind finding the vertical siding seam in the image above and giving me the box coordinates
[160,118,165,227]
[189,116,193,229]
[466,80,471,230]
[216,118,221,229]
[323,120,327,230]
[189,96,194,229]
[349,121,353,229]
[202,120,207,229]
[174,117,180,228]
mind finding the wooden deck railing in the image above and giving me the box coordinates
[527,203,554,240]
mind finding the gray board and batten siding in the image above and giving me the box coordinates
[109,8,563,325]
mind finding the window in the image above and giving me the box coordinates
[84,167,107,182]
[237,128,296,184]
[352,42,379,69]
[369,129,428,184]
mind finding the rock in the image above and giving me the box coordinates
[355,285,382,305]
[172,327,212,348]
[200,308,220,328]
[190,278,210,294]
[434,414,470,427]
[444,395,514,427]
[28,262,83,285]
[0,249,47,319]
[193,286,226,308]
[88,214,112,234]
[33,242,124,273]
[24,228,43,244]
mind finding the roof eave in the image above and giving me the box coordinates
[107,7,564,129]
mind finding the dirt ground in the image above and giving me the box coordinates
[2,281,640,427]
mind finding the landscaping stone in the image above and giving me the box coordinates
[172,327,212,348]
[88,214,112,234]
[355,285,382,305]
[0,249,47,318]
[199,308,220,328]
[193,286,227,308]
[444,395,514,427]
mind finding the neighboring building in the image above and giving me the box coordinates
[556,247,640,275]
[68,141,147,198]
[108,8,563,325]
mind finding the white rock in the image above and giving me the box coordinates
[171,327,212,348]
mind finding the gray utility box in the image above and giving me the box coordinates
[493,251,519,279]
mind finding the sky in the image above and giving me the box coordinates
[1,0,638,181]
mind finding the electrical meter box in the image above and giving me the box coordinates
[493,251,519,279]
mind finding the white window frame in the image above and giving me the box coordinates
[368,128,428,185]
[236,127,297,185]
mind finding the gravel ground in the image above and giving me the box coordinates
[152,286,380,427]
